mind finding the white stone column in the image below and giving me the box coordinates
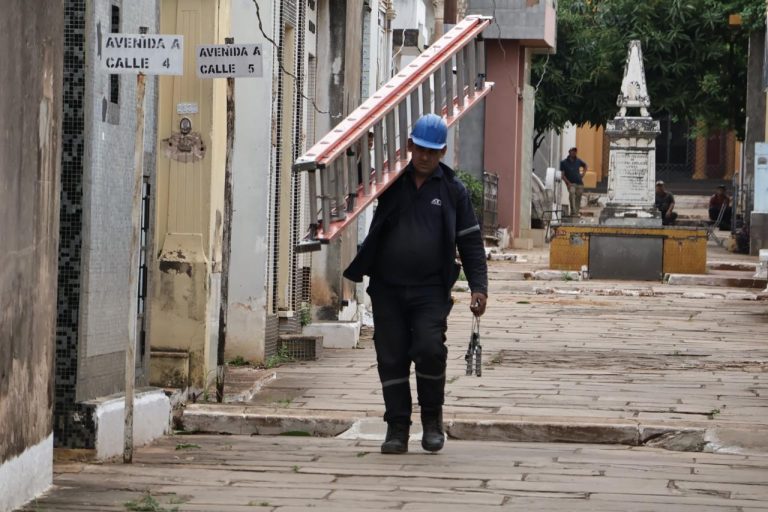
[225,0,276,363]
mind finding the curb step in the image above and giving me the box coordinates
[666,273,767,289]
[180,405,768,455]
[708,262,758,272]
[530,286,768,300]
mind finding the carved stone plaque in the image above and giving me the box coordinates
[611,149,652,204]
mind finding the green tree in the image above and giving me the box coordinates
[532,0,766,150]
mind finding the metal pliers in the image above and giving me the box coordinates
[464,315,482,377]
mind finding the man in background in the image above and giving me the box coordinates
[655,181,678,226]
[560,147,588,217]
[708,185,732,230]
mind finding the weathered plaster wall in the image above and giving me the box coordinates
[225,0,275,362]
[468,0,556,48]
[519,81,535,238]
[150,0,228,388]
[340,0,365,305]
[0,0,63,507]
[458,102,486,179]
[310,0,337,317]
[312,0,366,318]
[483,40,523,237]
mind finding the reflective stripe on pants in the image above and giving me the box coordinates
[368,281,452,424]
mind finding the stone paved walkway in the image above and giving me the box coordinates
[24,435,768,511]
[22,248,768,511]
[185,259,768,451]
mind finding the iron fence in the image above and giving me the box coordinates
[482,172,499,238]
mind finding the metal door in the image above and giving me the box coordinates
[589,235,664,281]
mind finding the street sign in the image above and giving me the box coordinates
[196,44,263,79]
[102,33,184,75]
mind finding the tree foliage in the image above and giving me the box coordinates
[455,170,484,220]
[532,0,766,145]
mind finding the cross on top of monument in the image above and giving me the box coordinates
[616,40,651,118]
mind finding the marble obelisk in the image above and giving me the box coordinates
[600,41,662,226]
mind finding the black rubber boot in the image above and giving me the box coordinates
[381,423,410,454]
[421,411,445,452]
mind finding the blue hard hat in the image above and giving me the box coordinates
[410,114,448,150]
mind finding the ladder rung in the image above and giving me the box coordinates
[314,156,409,242]
[301,82,494,244]
[296,239,323,253]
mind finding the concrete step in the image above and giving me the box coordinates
[708,261,758,272]
[666,274,767,289]
[150,349,190,388]
[485,283,768,300]
[487,271,533,281]
[180,404,768,455]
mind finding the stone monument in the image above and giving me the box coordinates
[600,41,662,226]
[550,41,709,280]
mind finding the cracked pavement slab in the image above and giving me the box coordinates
[24,435,768,511]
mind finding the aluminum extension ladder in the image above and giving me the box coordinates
[293,15,494,252]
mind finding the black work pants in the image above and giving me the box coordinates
[661,210,678,226]
[709,206,732,227]
[368,280,452,425]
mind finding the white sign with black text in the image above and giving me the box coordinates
[196,44,263,78]
[102,33,184,75]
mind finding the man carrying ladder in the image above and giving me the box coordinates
[344,114,488,454]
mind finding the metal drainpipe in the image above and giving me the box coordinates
[385,0,395,79]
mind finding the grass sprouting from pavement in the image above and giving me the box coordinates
[174,443,201,450]
[229,355,250,366]
[124,492,178,512]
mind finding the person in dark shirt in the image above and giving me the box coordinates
[655,181,678,225]
[708,185,732,229]
[344,114,488,455]
[560,147,588,217]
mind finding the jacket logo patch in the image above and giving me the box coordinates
[431,198,442,206]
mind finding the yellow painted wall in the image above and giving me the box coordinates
[550,225,708,275]
[575,124,605,184]
[693,131,707,180]
[577,123,743,182]
[549,228,589,270]
[150,0,229,389]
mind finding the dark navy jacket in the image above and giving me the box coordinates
[343,162,488,296]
